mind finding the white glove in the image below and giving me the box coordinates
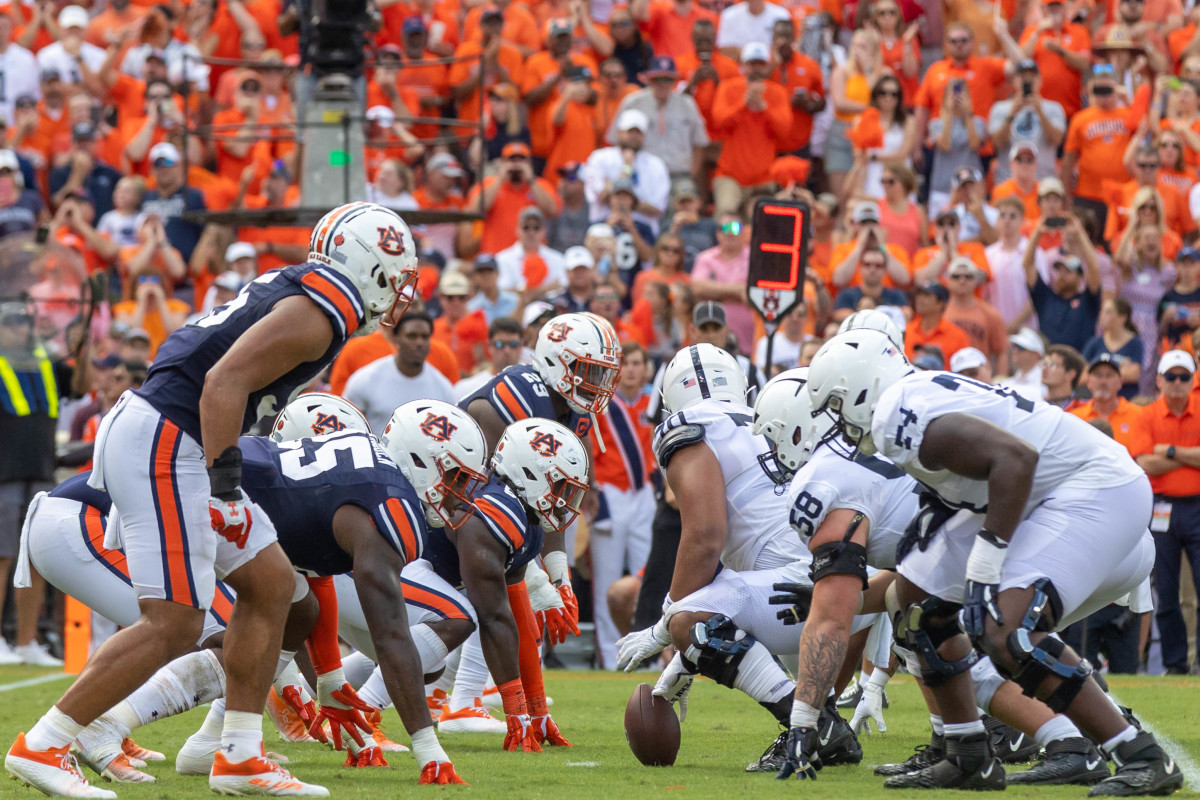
[652,653,695,722]
[615,618,672,672]
[849,677,888,734]
[524,562,565,613]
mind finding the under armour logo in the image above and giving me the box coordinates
[376,226,407,256]
[545,321,573,343]
[531,431,562,457]
[419,412,458,442]
[311,412,346,436]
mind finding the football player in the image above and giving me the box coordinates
[8,201,419,799]
[805,330,1180,796]
[615,344,874,768]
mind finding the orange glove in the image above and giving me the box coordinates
[531,713,572,747]
[498,679,542,753]
[557,583,580,628]
[309,670,376,750]
[343,745,388,768]
[537,606,581,645]
[279,685,317,729]
[419,761,468,784]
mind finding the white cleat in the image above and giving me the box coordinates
[14,643,64,668]
[82,751,155,784]
[209,749,328,797]
[121,739,163,764]
[6,733,118,799]
[437,700,507,734]
[0,640,21,665]
[176,730,221,776]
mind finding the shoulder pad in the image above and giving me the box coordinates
[654,420,707,469]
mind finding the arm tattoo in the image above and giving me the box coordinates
[795,627,849,709]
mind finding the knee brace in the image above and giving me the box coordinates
[686,614,756,689]
[1003,580,1092,714]
[970,657,1006,715]
[893,597,977,687]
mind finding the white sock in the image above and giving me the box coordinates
[359,667,392,710]
[272,660,313,705]
[1035,716,1083,747]
[727,641,794,704]
[944,720,987,737]
[342,651,376,689]
[432,647,461,695]
[412,623,449,674]
[1102,726,1138,754]
[273,650,296,683]
[26,706,85,751]
[220,710,263,762]
[789,699,820,729]
[448,632,488,712]
[930,714,945,735]
[199,698,226,739]
[123,650,225,730]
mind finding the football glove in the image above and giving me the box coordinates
[775,727,821,781]
[615,617,672,672]
[849,681,887,734]
[531,714,572,747]
[308,669,375,750]
[652,652,696,722]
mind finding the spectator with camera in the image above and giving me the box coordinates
[463,142,560,256]
[828,201,912,291]
[987,60,1066,183]
[584,108,670,229]
[1061,64,1137,232]
[831,246,911,323]
[1023,215,1102,351]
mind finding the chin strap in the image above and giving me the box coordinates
[590,411,607,453]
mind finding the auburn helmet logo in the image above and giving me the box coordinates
[420,412,458,442]
[545,321,573,343]
[311,412,346,436]
[376,226,407,256]
[530,431,562,457]
[333,234,345,246]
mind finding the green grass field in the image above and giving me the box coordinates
[0,667,1196,799]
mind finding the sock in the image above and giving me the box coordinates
[342,651,376,689]
[1102,726,1138,754]
[790,699,820,729]
[412,623,450,674]
[272,660,313,705]
[449,632,488,712]
[25,706,86,751]
[432,647,461,695]
[123,650,225,731]
[273,650,296,683]
[359,667,392,710]
[930,714,945,736]
[725,641,795,712]
[944,720,987,737]
[199,698,226,740]
[1035,716,1083,747]
[220,710,264,762]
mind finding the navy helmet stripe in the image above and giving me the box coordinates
[689,345,711,400]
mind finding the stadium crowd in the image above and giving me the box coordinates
[0,0,1199,683]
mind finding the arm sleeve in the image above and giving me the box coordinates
[506,580,548,715]
[304,575,343,675]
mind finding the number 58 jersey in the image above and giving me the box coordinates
[653,399,809,573]
[239,431,427,576]
[873,372,1145,515]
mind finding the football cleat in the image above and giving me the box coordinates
[6,733,117,799]
[1088,732,1184,797]
[884,732,1005,791]
[815,698,862,766]
[15,643,64,668]
[1008,737,1109,786]
[209,747,329,797]
[874,733,947,776]
[427,688,448,722]
[266,689,318,743]
[121,738,163,763]
[836,676,860,708]
[984,714,1042,763]
[438,700,506,734]
[746,729,789,773]
[95,752,156,783]
[176,729,221,776]
[364,709,409,753]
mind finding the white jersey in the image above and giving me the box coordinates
[873,371,1144,515]
[787,446,921,570]
[654,398,808,573]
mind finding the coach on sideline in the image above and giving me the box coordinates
[1128,349,1200,675]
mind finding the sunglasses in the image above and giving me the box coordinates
[877,89,901,98]
[1164,371,1193,382]
[1160,141,1182,149]
[876,7,898,14]
[491,339,522,350]
[719,221,742,235]
[948,272,975,280]
[1136,162,1159,169]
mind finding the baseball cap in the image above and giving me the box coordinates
[417,249,446,270]
[58,5,88,29]
[913,349,945,371]
[518,206,544,224]
[125,327,152,343]
[1088,352,1123,373]
[913,282,949,302]
[947,256,980,278]
[672,178,700,201]
[643,55,679,79]
[934,208,960,225]
[1053,255,1084,273]
[564,246,595,269]
[950,346,988,373]
[1008,327,1045,355]
[611,176,636,196]
[480,7,504,24]
[502,141,531,159]
[144,47,168,63]
[952,167,981,188]
[741,42,770,63]
[427,152,464,177]
[1009,141,1038,160]
[40,68,61,83]
[439,271,471,296]
[402,16,427,35]
[214,272,243,292]
[547,17,573,36]
[586,222,615,240]
[557,161,583,181]
[617,108,649,132]
[1016,58,1039,72]
[522,300,555,328]
[1158,349,1196,375]
[366,105,395,125]
[72,122,96,141]
[1038,177,1066,198]
[1177,246,1200,262]
[851,201,880,224]
[225,241,256,263]
[149,142,180,166]
[692,300,727,328]
[474,253,499,271]
[92,353,122,369]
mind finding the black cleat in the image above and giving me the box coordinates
[984,714,1042,763]
[1008,738,1110,786]
[816,698,862,766]
[884,732,1006,791]
[1088,732,1184,797]
[875,733,946,777]
[746,729,788,773]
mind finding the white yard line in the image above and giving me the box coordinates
[1110,692,1200,792]
[0,674,70,693]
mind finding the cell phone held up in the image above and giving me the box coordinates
[1045,216,1067,229]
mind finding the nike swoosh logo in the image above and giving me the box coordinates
[1008,735,1025,752]
[819,722,833,747]
[1165,757,1176,773]
[981,763,995,779]
[1085,758,1101,771]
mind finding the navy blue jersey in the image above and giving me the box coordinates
[49,471,112,515]
[137,264,364,443]
[239,431,426,576]
[459,365,592,441]
[424,476,544,588]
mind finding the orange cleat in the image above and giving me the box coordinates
[363,709,409,753]
[266,689,318,744]
[5,733,116,799]
[122,737,164,763]
[209,747,328,796]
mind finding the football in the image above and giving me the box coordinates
[624,683,681,766]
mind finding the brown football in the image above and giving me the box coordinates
[624,682,681,766]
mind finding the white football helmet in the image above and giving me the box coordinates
[492,419,590,533]
[660,343,748,416]
[532,312,621,415]
[752,368,835,484]
[806,329,913,456]
[380,400,490,530]
[838,309,905,349]
[309,201,418,335]
[270,392,372,442]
